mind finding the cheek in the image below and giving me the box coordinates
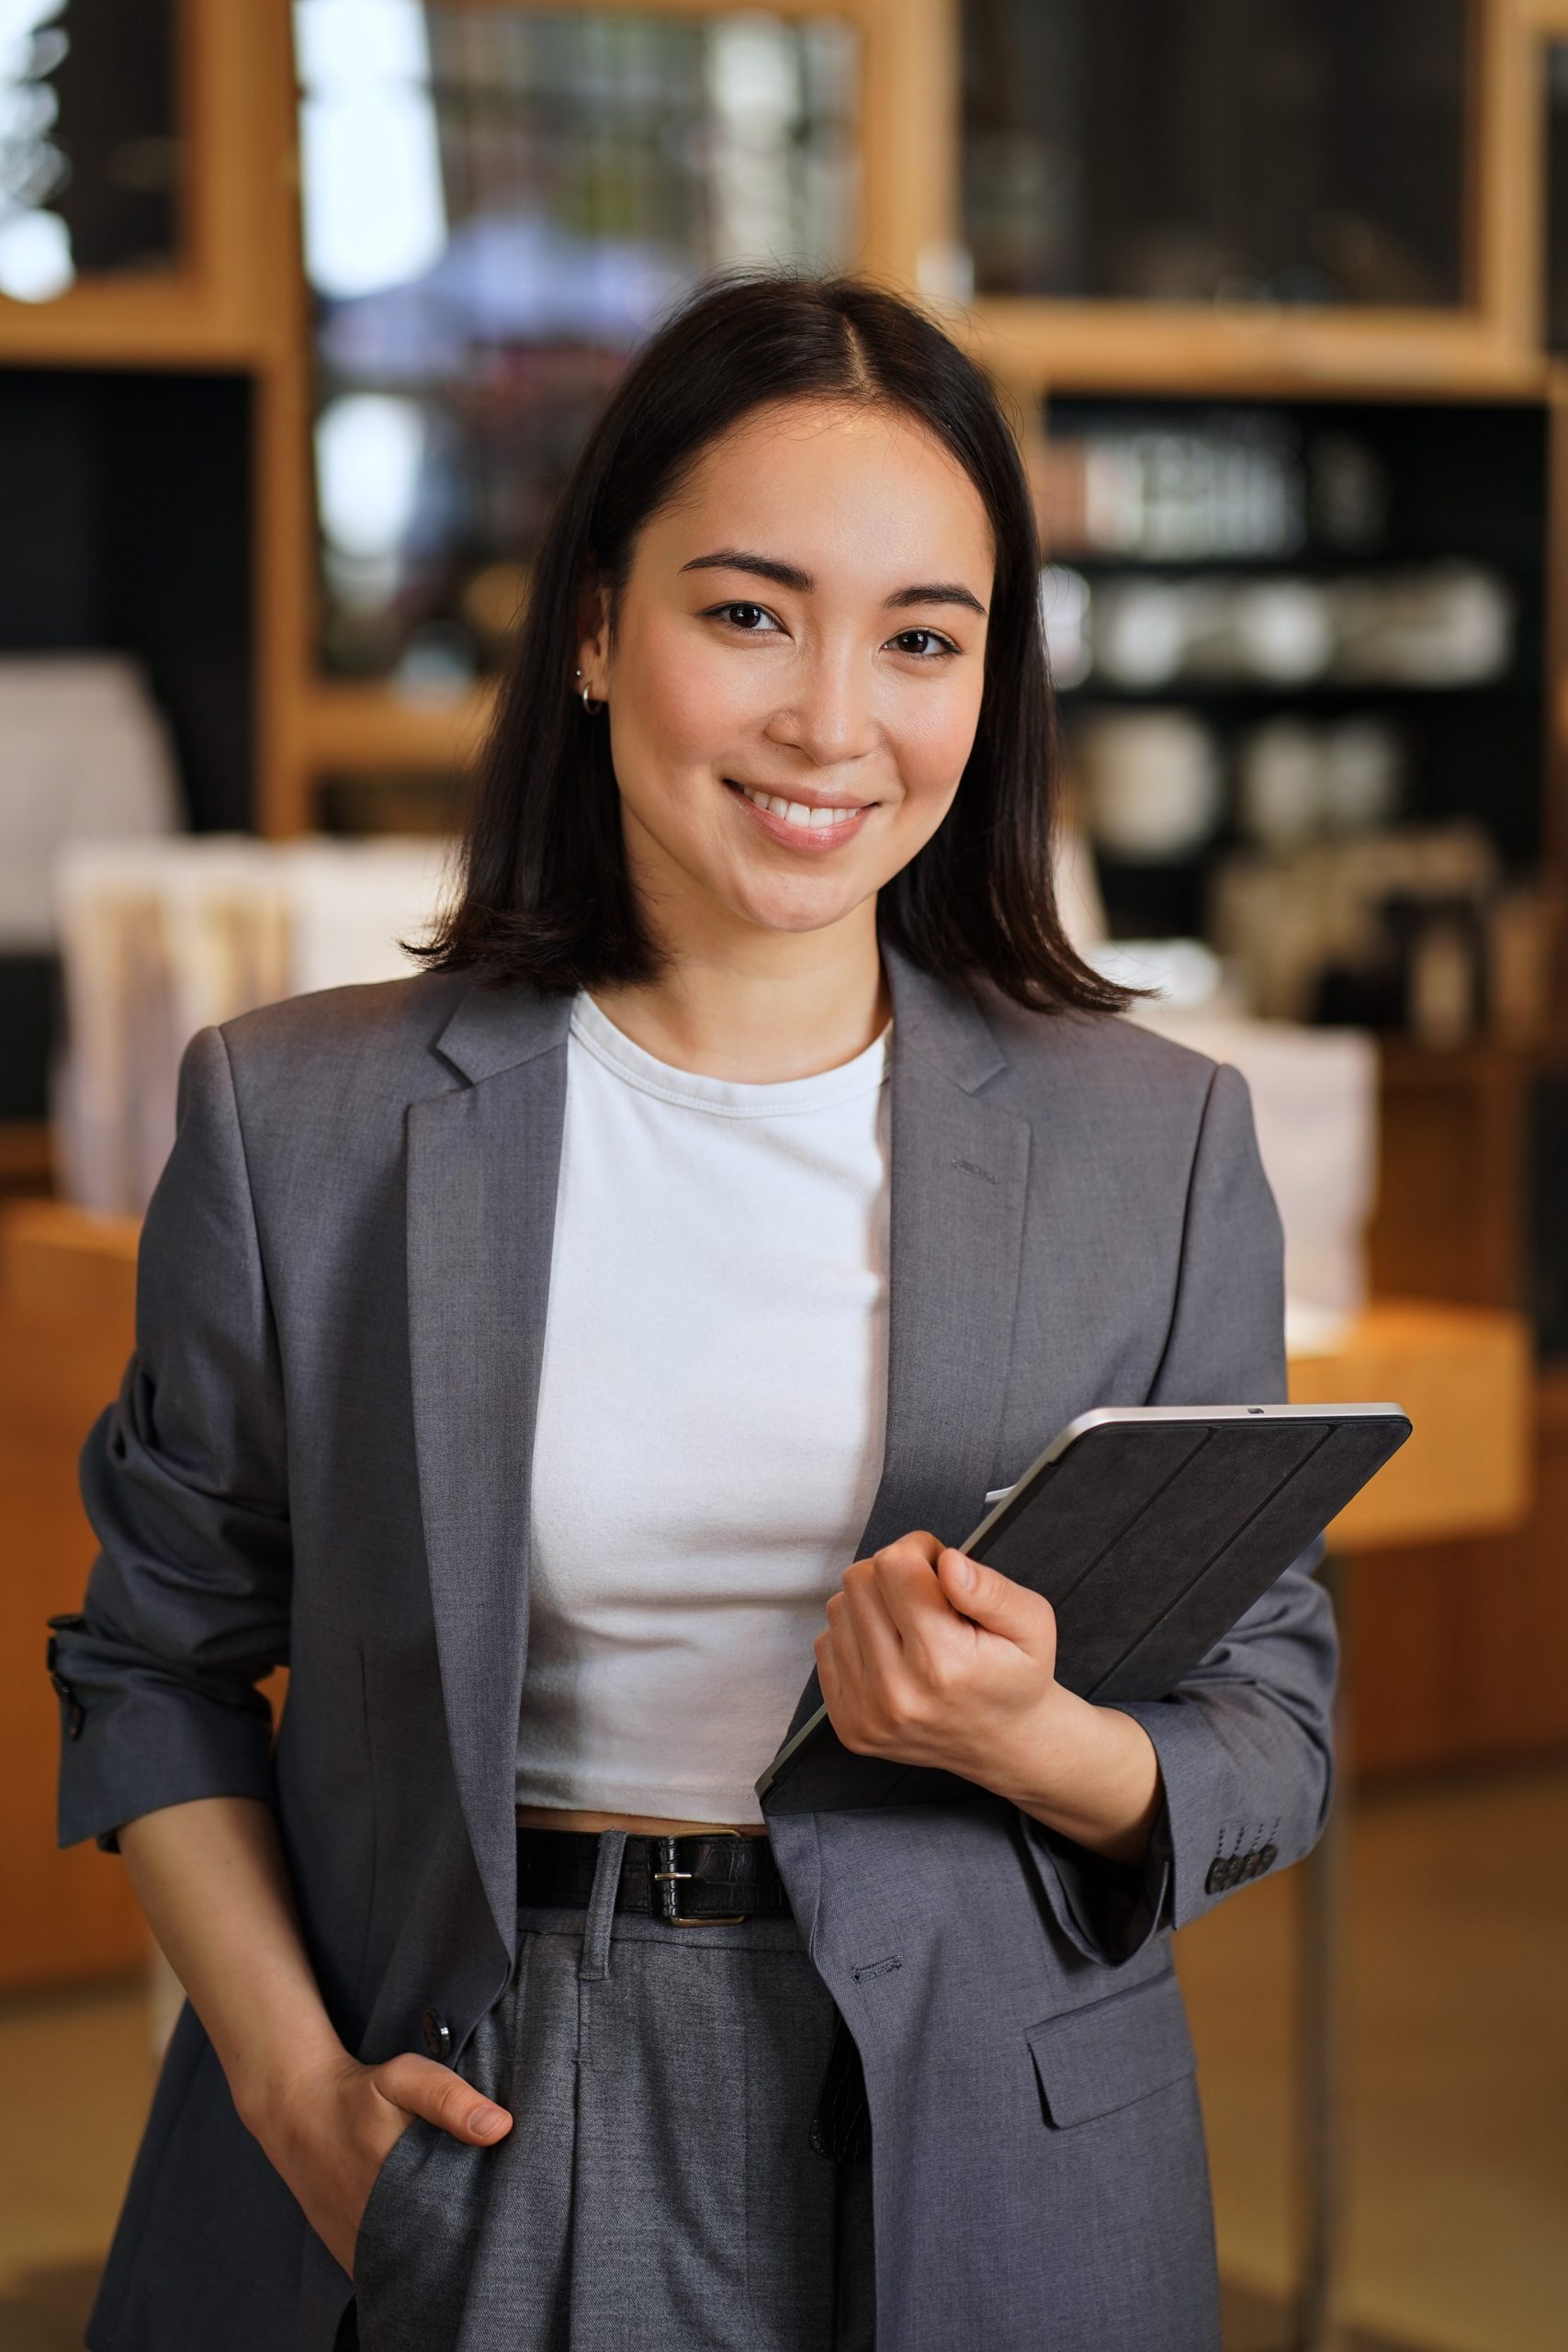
[890,678,986,807]
[618,616,753,772]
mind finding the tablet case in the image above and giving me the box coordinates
[757,1404,1410,1814]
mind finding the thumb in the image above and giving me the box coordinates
[374,2052,513,2145]
[938,1548,1055,1657]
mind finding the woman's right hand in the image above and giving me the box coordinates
[248,2048,513,2278]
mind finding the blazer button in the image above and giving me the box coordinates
[1204,1859,1226,1895]
[421,2007,452,2063]
[1257,1842,1279,1872]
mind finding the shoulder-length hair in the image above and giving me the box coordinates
[412,267,1129,1015]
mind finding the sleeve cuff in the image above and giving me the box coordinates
[56,1684,277,1854]
[1017,1792,1175,1967]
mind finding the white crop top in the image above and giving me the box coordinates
[516,989,891,1824]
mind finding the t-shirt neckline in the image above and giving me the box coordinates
[570,989,891,1120]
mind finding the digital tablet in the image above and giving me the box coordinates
[755,1401,1412,1813]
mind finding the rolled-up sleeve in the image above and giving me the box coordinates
[50,1023,291,1853]
[1022,1059,1338,1964]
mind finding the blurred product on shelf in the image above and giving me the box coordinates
[1072,706,1223,860]
[1330,564,1515,686]
[1050,795,1108,957]
[1128,1000,1377,1343]
[1210,824,1559,1046]
[1039,415,1391,564]
[1235,717,1405,849]
[1080,934,1378,1338]
[1074,416,1306,560]
[51,836,456,1215]
[1086,936,1233,1014]
[1038,563,1092,687]
[0,658,182,951]
[1067,562,1513,693]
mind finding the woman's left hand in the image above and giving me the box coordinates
[814,1532,1164,1864]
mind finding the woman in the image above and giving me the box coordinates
[51,272,1335,2352]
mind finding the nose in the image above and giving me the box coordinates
[762,643,880,771]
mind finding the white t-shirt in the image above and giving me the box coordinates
[516,989,891,1824]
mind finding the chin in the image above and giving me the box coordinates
[727,874,871,938]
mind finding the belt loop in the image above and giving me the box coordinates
[579,1828,626,1984]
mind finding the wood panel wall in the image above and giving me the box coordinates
[0,1209,147,1991]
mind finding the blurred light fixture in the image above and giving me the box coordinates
[1039,564,1090,688]
[295,0,446,299]
[316,391,427,559]
[0,0,74,300]
[0,199,70,297]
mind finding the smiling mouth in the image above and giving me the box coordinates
[727,780,871,830]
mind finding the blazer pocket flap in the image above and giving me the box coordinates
[1026,1967,1195,2129]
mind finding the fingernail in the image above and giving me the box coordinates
[949,1552,976,1589]
[469,2107,502,2136]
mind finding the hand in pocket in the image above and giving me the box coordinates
[254,2048,513,2276]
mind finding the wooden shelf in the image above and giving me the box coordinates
[299,683,496,780]
[1288,1298,1532,1548]
[0,1123,52,1193]
[965,300,1551,401]
[0,0,296,374]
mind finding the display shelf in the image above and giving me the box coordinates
[0,0,293,370]
[299,682,495,778]
[967,302,1551,401]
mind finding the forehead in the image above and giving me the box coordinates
[644,397,995,582]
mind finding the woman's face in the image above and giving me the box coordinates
[578,397,995,954]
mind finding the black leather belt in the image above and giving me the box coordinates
[515,1825,793,1925]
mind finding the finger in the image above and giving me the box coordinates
[840,1557,908,1680]
[873,1548,967,1671]
[876,1531,944,1572]
[372,2052,513,2143]
[821,1586,867,1686]
[813,1624,846,1717]
[937,1548,1057,1659]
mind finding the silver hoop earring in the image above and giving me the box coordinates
[581,683,601,713]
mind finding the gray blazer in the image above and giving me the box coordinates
[51,944,1336,2352]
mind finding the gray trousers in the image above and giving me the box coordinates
[351,1831,876,2350]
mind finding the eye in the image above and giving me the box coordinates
[705,600,784,634]
[887,628,958,660]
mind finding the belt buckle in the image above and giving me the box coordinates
[651,1829,748,1926]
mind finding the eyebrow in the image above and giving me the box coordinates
[678,548,987,617]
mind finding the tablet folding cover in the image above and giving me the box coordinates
[759,1407,1409,1814]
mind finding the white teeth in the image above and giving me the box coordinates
[739,784,861,830]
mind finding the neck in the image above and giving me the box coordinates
[592,912,887,1084]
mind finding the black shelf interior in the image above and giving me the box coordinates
[0,365,254,1122]
[1044,392,1550,936]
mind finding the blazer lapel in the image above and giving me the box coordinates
[780,949,1032,1746]
[406,981,572,1949]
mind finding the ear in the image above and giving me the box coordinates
[574,572,611,690]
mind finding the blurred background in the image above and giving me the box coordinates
[0,4,1564,2348]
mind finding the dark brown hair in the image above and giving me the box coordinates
[412,267,1128,1015]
